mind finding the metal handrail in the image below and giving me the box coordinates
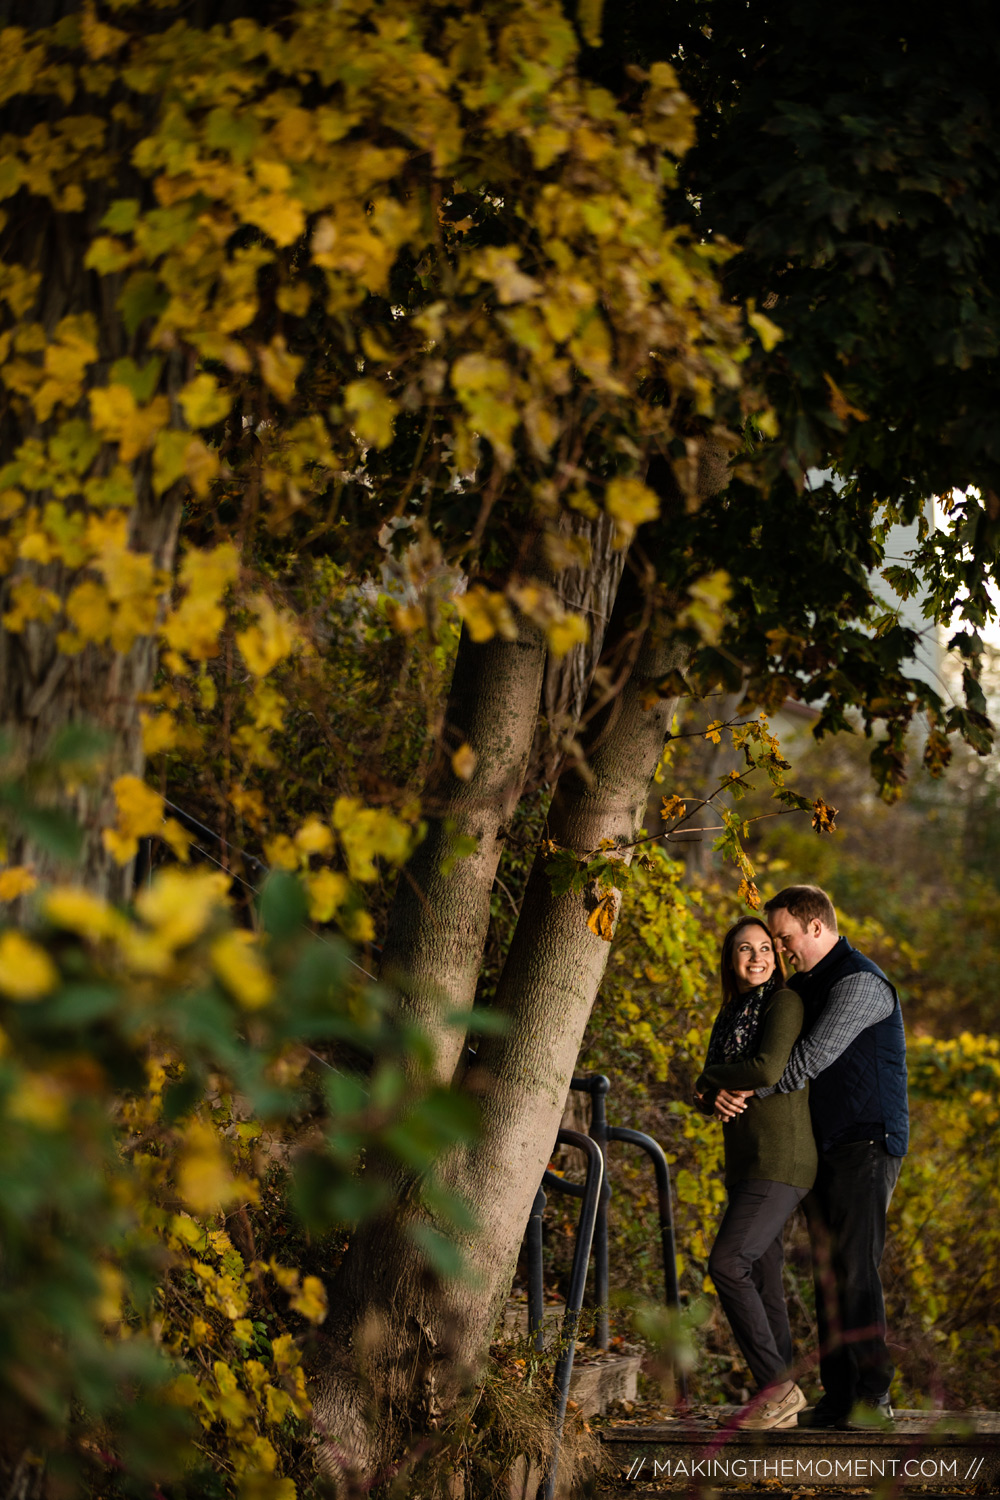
[568,1074,686,1397]
[536,1128,603,1500]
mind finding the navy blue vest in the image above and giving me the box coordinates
[790,938,909,1157]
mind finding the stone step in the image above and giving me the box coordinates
[569,1353,642,1419]
[500,1301,642,1418]
[599,1408,1000,1492]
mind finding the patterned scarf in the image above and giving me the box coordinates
[705,973,781,1065]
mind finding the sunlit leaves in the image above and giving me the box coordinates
[454,586,517,644]
[0,930,58,999]
[344,378,398,450]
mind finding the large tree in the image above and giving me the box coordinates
[0,0,998,1488]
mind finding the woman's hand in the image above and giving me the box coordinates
[714,1088,752,1122]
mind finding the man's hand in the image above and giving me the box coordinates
[714,1088,752,1122]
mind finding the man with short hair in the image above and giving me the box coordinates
[715,884,907,1429]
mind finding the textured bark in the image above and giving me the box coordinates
[534,511,627,785]
[311,566,683,1483]
[377,620,548,1085]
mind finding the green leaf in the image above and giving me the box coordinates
[47,724,110,766]
[460,1007,509,1036]
[101,199,140,234]
[421,1177,479,1234]
[289,1153,391,1231]
[18,806,83,862]
[258,872,308,940]
[44,985,119,1025]
[110,356,163,405]
[118,273,168,337]
[324,1070,369,1116]
[162,1073,206,1123]
[407,1223,467,1281]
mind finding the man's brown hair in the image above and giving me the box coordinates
[763,884,838,933]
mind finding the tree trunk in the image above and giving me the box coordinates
[533,511,627,785]
[376,619,548,1085]
[311,564,683,1484]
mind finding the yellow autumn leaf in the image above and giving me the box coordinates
[211,930,274,1010]
[7,1072,68,1128]
[238,1471,297,1500]
[0,867,37,902]
[153,429,221,498]
[454,585,517,644]
[162,817,193,862]
[264,834,298,872]
[269,1259,299,1292]
[236,597,297,676]
[101,775,165,866]
[135,868,229,949]
[344,379,398,449]
[177,1123,244,1214]
[179,372,232,429]
[289,1274,328,1324]
[586,894,617,943]
[660,794,687,823]
[305,868,349,923]
[246,193,306,249]
[89,384,169,461]
[2,578,62,632]
[264,1386,298,1427]
[294,817,333,857]
[65,579,113,645]
[140,710,178,755]
[95,1263,125,1325]
[229,786,266,826]
[546,612,589,660]
[605,477,659,541]
[681,570,732,646]
[44,886,121,941]
[0,931,59,999]
[332,797,415,881]
[747,302,783,352]
[823,371,868,424]
[34,315,99,421]
[451,743,477,781]
[258,336,303,404]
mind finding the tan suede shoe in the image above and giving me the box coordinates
[739,1382,808,1430]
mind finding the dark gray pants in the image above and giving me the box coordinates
[708,1178,808,1390]
[804,1139,902,1411]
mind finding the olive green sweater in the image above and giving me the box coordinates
[695,987,817,1192]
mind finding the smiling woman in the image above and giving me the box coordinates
[694,916,817,1428]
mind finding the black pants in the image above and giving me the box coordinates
[708,1178,808,1390]
[804,1139,903,1410]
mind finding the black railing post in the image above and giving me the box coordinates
[541,1128,603,1500]
[607,1124,686,1399]
[527,1184,546,1354]
[583,1075,611,1350]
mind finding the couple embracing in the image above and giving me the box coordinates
[694,884,907,1431]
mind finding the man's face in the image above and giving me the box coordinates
[767,907,830,973]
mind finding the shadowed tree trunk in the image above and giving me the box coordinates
[534,510,628,784]
[311,559,684,1482]
[376,619,549,1085]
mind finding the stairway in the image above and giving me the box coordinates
[597,1407,1000,1495]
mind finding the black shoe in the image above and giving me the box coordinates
[798,1399,849,1429]
[839,1394,894,1430]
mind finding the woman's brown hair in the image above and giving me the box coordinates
[719,916,780,1008]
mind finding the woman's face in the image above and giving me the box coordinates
[732,926,775,993]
